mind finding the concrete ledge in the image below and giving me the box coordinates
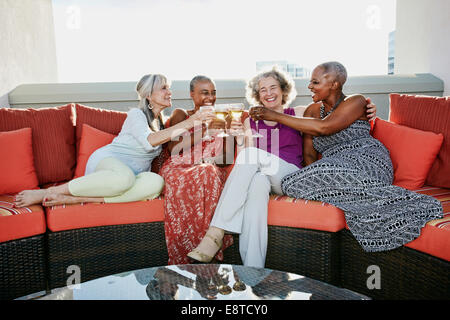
[6,73,444,120]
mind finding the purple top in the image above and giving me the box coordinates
[250,107,303,168]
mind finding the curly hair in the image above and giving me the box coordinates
[246,66,297,107]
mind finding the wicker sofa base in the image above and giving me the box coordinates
[0,235,47,300]
[47,222,168,289]
[4,223,448,299]
[340,229,450,300]
[47,223,342,290]
[223,226,341,286]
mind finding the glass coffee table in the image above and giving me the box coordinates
[19,264,369,300]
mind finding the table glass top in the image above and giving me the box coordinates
[20,264,369,300]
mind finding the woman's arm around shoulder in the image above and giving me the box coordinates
[316,94,367,135]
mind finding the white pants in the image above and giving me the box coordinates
[210,147,299,268]
[69,157,164,203]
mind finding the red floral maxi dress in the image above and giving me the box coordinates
[159,120,233,265]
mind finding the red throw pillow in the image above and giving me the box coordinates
[0,105,76,185]
[74,104,126,153]
[372,118,444,190]
[73,124,116,178]
[389,94,450,188]
[0,128,39,194]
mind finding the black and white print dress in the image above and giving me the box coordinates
[281,105,443,252]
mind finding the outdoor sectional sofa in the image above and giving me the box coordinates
[0,94,449,300]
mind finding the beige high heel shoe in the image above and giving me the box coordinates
[187,233,223,263]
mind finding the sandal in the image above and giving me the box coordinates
[187,233,223,263]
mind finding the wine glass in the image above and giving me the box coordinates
[214,104,230,138]
[199,105,214,141]
[250,106,263,138]
[229,103,245,136]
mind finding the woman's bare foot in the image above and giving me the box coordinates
[14,189,48,207]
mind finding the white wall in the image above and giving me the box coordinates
[0,0,58,107]
[395,0,450,96]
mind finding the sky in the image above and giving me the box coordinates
[52,0,397,83]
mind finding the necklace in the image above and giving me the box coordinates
[320,94,346,119]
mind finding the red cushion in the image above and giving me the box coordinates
[45,198,164,232]
[372,118,444,190]
[389,94,450,188]
[73,124,116,178]
[74,104,126,152]
[268,195,345,232]
[0,105,76,185]
[45,193,344,233]
[0,195,46,242]
[404,186,450,261]
[0,128,39,194]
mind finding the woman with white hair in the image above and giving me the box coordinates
[188,65,378,266]
[14,74,214,207]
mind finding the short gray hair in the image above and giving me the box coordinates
[246,66,297,107]
[190,75,215,92]
[317,61,347,86]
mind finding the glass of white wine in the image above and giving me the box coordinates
[199,105,215,141]
[229,103,245,136]
[250,105,263,138]
[214,104,230,138]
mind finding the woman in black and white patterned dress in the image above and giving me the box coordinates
[251,61,443,252]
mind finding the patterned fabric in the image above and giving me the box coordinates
[0,195,33,216]
[159,125,233,265]
[415,186,450,229]
[281,105,443,252]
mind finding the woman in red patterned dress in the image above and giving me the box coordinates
[159,75,235,265]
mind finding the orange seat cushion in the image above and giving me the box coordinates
[0,105,76,185]
[372,118,444,190]
[0,128,39,194]
[73,124,116,178]
[389,94,450,188]
[0,195,46,242]
[45,197,164,232]
[404,186,450,261]
[267,195,345,232]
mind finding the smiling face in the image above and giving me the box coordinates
[257,76,284,110]
[148,81,172,109]
[190,80,217,109]
[308,67,336,103]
